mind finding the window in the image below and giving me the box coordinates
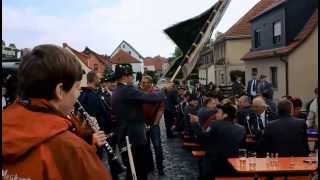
[251,68,258,77]
[273,21,281,44]
[93,64,99,71]
[122,44,125,48]
[270,67,278,88]
[254,28,262,48]
[128,51,131,55]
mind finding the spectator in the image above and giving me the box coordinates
[190,104,246,179]
[251,97,277,138]
[258,99,309,157]
[257,74,273,99]
[236,95,256,136]
[183,94,200,136]
[197,97,218,127]
[231,76,244,97]
[307,88,318,130]
[246,74,258,100]
[290,97,307,119]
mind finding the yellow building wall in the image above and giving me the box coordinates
[288,26,318,104]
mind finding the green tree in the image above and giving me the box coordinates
[168,46,182,64]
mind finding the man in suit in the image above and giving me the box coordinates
[257,75,276,113]
[246,75,258,100]
[190,104,246,179]
[251,96,277,139]
[236,95,256,136]
[111,64,165,180]
[258,99,309,156]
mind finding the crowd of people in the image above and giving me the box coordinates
[2,44,318,180]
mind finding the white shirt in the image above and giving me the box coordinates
[250,80,257,96]
[307,98,318,129]
[257,111,266,130]
[2,96,6,109]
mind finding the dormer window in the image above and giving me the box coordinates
[273,21,281,44]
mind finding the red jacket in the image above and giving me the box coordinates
[143,87,164,125]
[2,99,111,180]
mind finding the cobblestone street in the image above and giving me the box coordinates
[156,119,198,180]
[120,118,199,180]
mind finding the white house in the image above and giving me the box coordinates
[110,40,144,73]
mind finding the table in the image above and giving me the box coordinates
[228,157,317,177]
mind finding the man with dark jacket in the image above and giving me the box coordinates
[232,76,244,97]
[257,99,309,157]
[164,82,180,138]
[78,71,111,169]
[246,75,258,100]
[236,95,256,136]
[190,104,246,179]
[111,64,165,180]
[251,96,277,139]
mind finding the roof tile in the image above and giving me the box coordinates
[224,0,280,37]
[110,49,141,64]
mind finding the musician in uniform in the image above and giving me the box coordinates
[111,64,165,180]
[2,44,111,180]
[77,71,111,169]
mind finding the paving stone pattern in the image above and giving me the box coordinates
[119,117,199,180]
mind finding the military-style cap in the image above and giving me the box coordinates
[114,64,134,80]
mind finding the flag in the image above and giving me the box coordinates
[163,0,231,80]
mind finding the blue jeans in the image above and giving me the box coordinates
[148,125,164,170]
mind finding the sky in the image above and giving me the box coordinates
[3,0,260,58]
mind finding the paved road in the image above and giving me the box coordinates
[119,117,199,180]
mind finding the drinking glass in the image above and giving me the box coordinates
[248,151,257,169]
[238,149,247,167]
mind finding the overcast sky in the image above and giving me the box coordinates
[3,0,260,58]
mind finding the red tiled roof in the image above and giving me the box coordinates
[144,56,168,71]
[224,0,280,37]
[242,9,318,61]
[110,49,141,64]
[83,47,112,68]
[63,43,90,68]
[250,0,286,22]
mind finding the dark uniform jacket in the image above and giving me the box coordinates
[112,83,164,147]
[257,116,309,157]
[236,106,257,136]
[250,109,277,139]
[78,87,109,133]
[192,120,246,176]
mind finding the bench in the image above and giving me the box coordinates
[192,150,206,158]
[182,142,202,150]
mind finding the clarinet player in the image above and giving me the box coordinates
[2,44,111,180]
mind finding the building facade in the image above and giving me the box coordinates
[110,40,144,73]
[241,0,318,103]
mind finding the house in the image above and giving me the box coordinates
[196,41,215,85]
[82,47,112,73]
[110,49,142,81]
[110,40,144,73]
[241,0,318,103]
[213,0,276,86]
[144,56,168,75]
[2,41,20,59]
[63,43,110,87]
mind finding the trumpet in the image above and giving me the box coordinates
[74,100,127,172]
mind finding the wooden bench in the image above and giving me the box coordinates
[182,142,202,150]
[192,150,206,158]
[183,135,192,142]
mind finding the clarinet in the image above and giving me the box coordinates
[74,100,127,172]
